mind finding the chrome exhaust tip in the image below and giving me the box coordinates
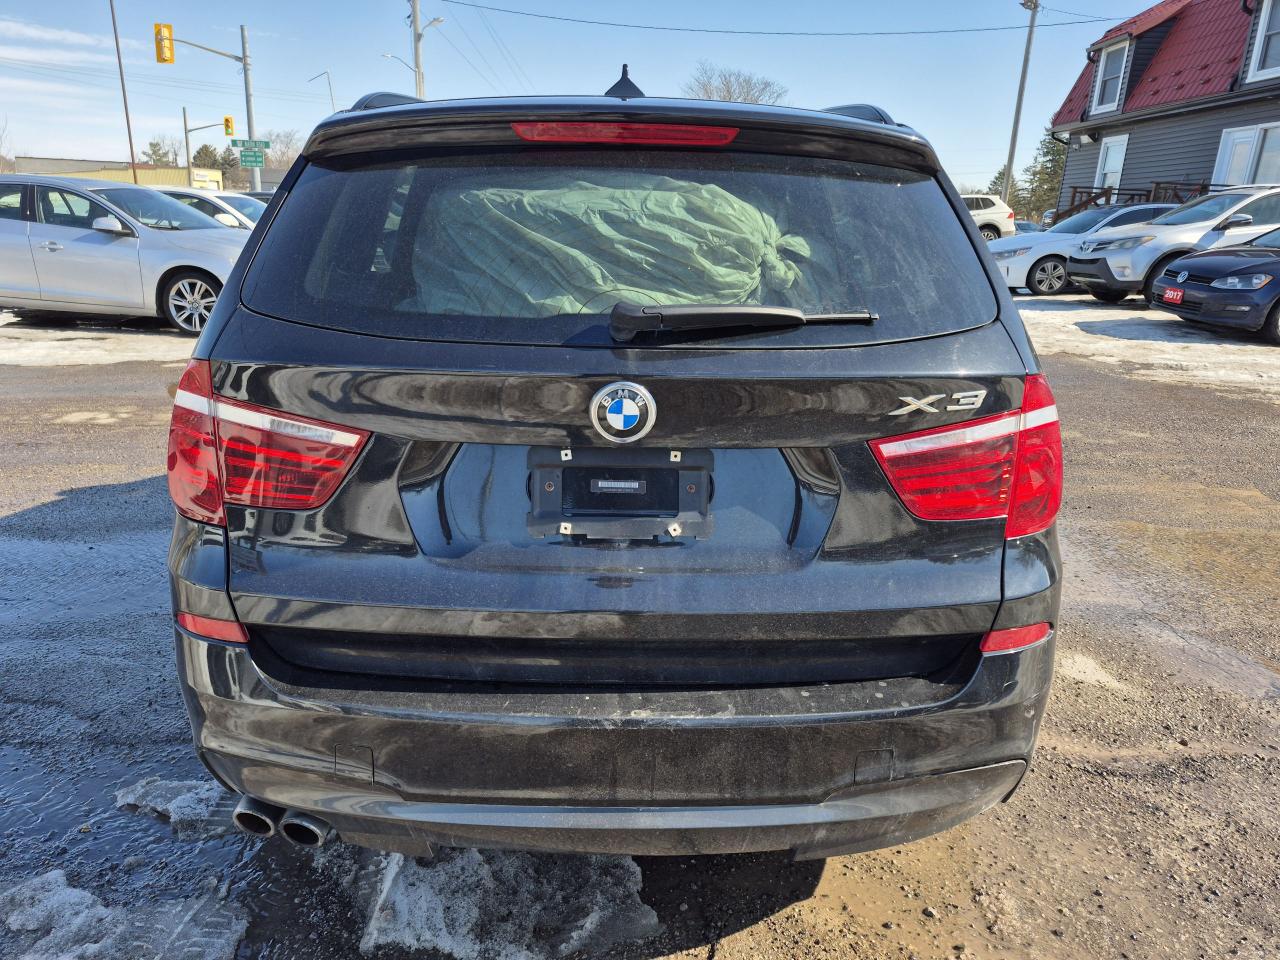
[279,810,333,849]
[232,795,282,838]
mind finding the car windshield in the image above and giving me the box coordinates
[222,194,266,221]
[1248,226,1280,247]
[243,151,996,346]
[1150,193,1251,226]
[93,187,218,230]
[1048,207,1122,234]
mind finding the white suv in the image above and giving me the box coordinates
[961,194,1016,241]
[1066,185,1280,302]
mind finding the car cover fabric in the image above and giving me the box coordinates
[407,173,814,317]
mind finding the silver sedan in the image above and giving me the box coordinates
[0,175,248,334]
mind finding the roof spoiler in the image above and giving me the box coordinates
[349,91,424,112]
[823,103,897,125]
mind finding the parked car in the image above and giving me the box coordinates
[990,203,1174,295]
[961,193,1016,240]
[1014,220,1044,234]
[1066,185,1280,303]
[1148,227,1280,342]
[1041,208,1057,227]
[167,92,1062,860]
[0,175,248,333]
[242,191,275,203]
[160,187,267,228]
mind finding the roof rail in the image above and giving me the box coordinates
[349,91,424,112]
[823,103,896,125]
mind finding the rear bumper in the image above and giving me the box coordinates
[177,629,1054,859]
[1066,255,1143,292]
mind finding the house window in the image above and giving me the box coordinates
[1248,0,1280,81]
[1092,41,1128,112]
[1214,123,1280,184]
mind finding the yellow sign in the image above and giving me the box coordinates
[154,23,174,64]
[223,116,235,137]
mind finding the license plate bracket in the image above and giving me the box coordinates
[527,446,714,540]
[1163,287,1185,304]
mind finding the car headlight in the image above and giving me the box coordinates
[993,247,1031,261]
[1108,235,1156,250]
[1209,273,1273,290]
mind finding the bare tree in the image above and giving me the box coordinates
[263,129,302,169]
[0,116,13,173]
[141,134,182,167]
[681,61,787,105]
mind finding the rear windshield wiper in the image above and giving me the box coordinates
[609,302,877,343]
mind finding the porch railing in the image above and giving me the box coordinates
[1055,181,1225,222]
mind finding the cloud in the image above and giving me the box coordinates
[0,43,118,65]
[0,75,94,99]
[0,15,142,48]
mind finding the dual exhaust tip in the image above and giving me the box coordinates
[232,795,332,849]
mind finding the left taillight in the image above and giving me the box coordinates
[166,359,369,525]
[870,374,1063,540]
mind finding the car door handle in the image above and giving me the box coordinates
[39,241,63,252]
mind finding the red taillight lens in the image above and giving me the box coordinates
[870,374,1062,539]
[214,398,368,509]
[511,121,739,146]
[176,611,248,644]
[166,360,369,523]
[980,622,1051,654]
[167,359,224,526]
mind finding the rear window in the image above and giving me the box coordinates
[243,150,996,346]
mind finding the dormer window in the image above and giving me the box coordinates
[1248,0,1280,82]
[1092,40,1128,113]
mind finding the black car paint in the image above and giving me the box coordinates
[169,95,1059,859]
[1150,245,1280,331]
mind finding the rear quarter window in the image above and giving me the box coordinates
[242,149,996,347]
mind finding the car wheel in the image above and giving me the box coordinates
[162,272,221,335]
[1261,302,1280,345]
[1143,253,1185,303]
[1089,289,1129,303]
[980,226,1000,242]
[1027,256,1069,295]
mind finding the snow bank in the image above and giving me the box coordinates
[0,870,245,960]
[0,314,192,366]
[359,849,662,959]
[114,776,228,837]
[1017,296,1280,402]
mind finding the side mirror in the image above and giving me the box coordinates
[1217,213,1254,230]
[91,215,129,235]
[213,212,241,228]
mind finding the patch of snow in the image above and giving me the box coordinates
[0,314,192,366]
[359,848,662,959]
[114,777,229,838]
[1017,295,1280,403]
[1055,651,1133,692]
[0,870,245,960]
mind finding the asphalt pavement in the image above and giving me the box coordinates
[0,304,1276,960]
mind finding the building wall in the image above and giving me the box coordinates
[1056,94,1280,209]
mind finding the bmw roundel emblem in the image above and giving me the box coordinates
[1176,270,1189,283]
[590,382,656,443]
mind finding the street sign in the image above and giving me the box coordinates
[238,149,265,168]
[230,139,270,149]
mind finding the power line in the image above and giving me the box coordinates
[434,26,500,92]
[439,0,1129,37]
[476,7,535,92]
[449,12,505,90]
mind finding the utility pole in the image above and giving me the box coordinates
[240,26,258,193]
[107,0,139,183]
[309,70,337,112]
[1002,0,1039,206]
[410,0,425,99]
[182,108,227,187]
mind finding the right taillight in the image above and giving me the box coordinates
[870,374,1062,539]
[166,359,369,526]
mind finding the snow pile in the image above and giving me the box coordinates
[1017,295,1280,402]
[0,870,245,960]
[0,313,193,366]
[359,849,662,959]
[114,776,229,837]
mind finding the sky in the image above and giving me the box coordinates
[0,1,1130,186]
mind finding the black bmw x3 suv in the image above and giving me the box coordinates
[167,92,1063,859]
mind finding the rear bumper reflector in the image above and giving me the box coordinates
[176,612,248,644]
[980,622,1051,655]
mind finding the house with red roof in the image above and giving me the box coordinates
[1050,0,1280,219]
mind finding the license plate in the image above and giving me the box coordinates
[1163,287,1185,304]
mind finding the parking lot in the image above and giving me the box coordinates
[1,299,1278,960]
